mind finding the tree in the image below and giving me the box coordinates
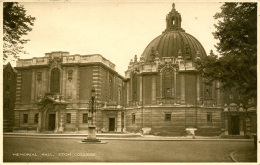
[196,3,257,106]
[3,2,36,61]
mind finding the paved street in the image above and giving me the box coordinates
[3,137,256,162]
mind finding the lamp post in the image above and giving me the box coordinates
[90,87,95,126]
[82,87,101,142]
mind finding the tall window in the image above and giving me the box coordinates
[207,113,212,124]
[34,114,39,123]
[83,113,88,123]
[66,113,71,123]
[50,68,60,93]
[163,68,174,98]
[132,113,135,124]
[37,72,42,82]
[68,70,73,81]
[23,114,28,123]
[204,84,212,99]
[132,73,137,101]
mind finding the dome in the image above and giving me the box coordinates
[141,3,207,62]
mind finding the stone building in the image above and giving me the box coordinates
[12,3,256,137]
[124,3,226,136]
[3,62,17,132]
[14,52,125,133]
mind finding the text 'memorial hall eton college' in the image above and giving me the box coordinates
[9,3,256,136]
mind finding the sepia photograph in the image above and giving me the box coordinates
[2,0,258,163]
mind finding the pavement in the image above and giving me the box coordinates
[3,132,257,162]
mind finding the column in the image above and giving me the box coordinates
[37,111,42,132]
[54,110,59,133]
[31,69,35,102]
[117,111,122,132]
[180,73,185,104]
[174,71,177,104]
[139,76,143,105]
[196,74,200,105]
[151,76,156,104]
[240,115,244,135]
[216,81,221,106]
[224,113,229,135]
[126,82,129,106]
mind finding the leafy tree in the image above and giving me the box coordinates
[196,3,257,106]
[3,2,36,61]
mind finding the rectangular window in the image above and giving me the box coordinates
[34,114,39,123]
[207,113,212,124]
[132,113,135,124]
[66,113,71,123]
[68,70,73,81]
[83,113,88,123]
[165,114,171,121]
[37,72,42,82]
[23,114,28,123]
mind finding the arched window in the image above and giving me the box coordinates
[132,73,137,101]
[50,68,60,93]
[163,68,174,98]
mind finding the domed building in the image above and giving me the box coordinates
[124,3,223,136]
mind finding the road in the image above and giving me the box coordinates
[3,137,255,162]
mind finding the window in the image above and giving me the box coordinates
[132,73,138,101]
[68,70,73,81]
[50,68,60,93]
[34,114,39,123]
[37,72,42,82]
[7,72,11,80]
[23,114,28,123]
[204,84,212,98]
[66,113,71,123]
[5,85,10,93]
[165,114,171,121]
[207,113,212,124]
[163,68,174,98]
[4,99,9,109]
[132,113,135,124]
[83,113,88,123]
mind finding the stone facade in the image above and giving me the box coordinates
[11,3,256,136]
[3,63,17,132]
[14,52,125,133]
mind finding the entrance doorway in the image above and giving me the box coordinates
[109,118,115,131]
[48,114,56,131]
[229,116,240,135]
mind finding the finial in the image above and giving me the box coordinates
[134,55,137,63]
[172,3,175,9]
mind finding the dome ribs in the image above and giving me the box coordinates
[185,33,197,59]
[155,33,166,59]
[141,31,207,62]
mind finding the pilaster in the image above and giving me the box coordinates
[180,73,185,104]
[151,76,156,104]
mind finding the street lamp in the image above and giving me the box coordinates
[89,87,96,126]
[82,87,101,142]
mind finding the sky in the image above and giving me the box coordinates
[5,1,223,75]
